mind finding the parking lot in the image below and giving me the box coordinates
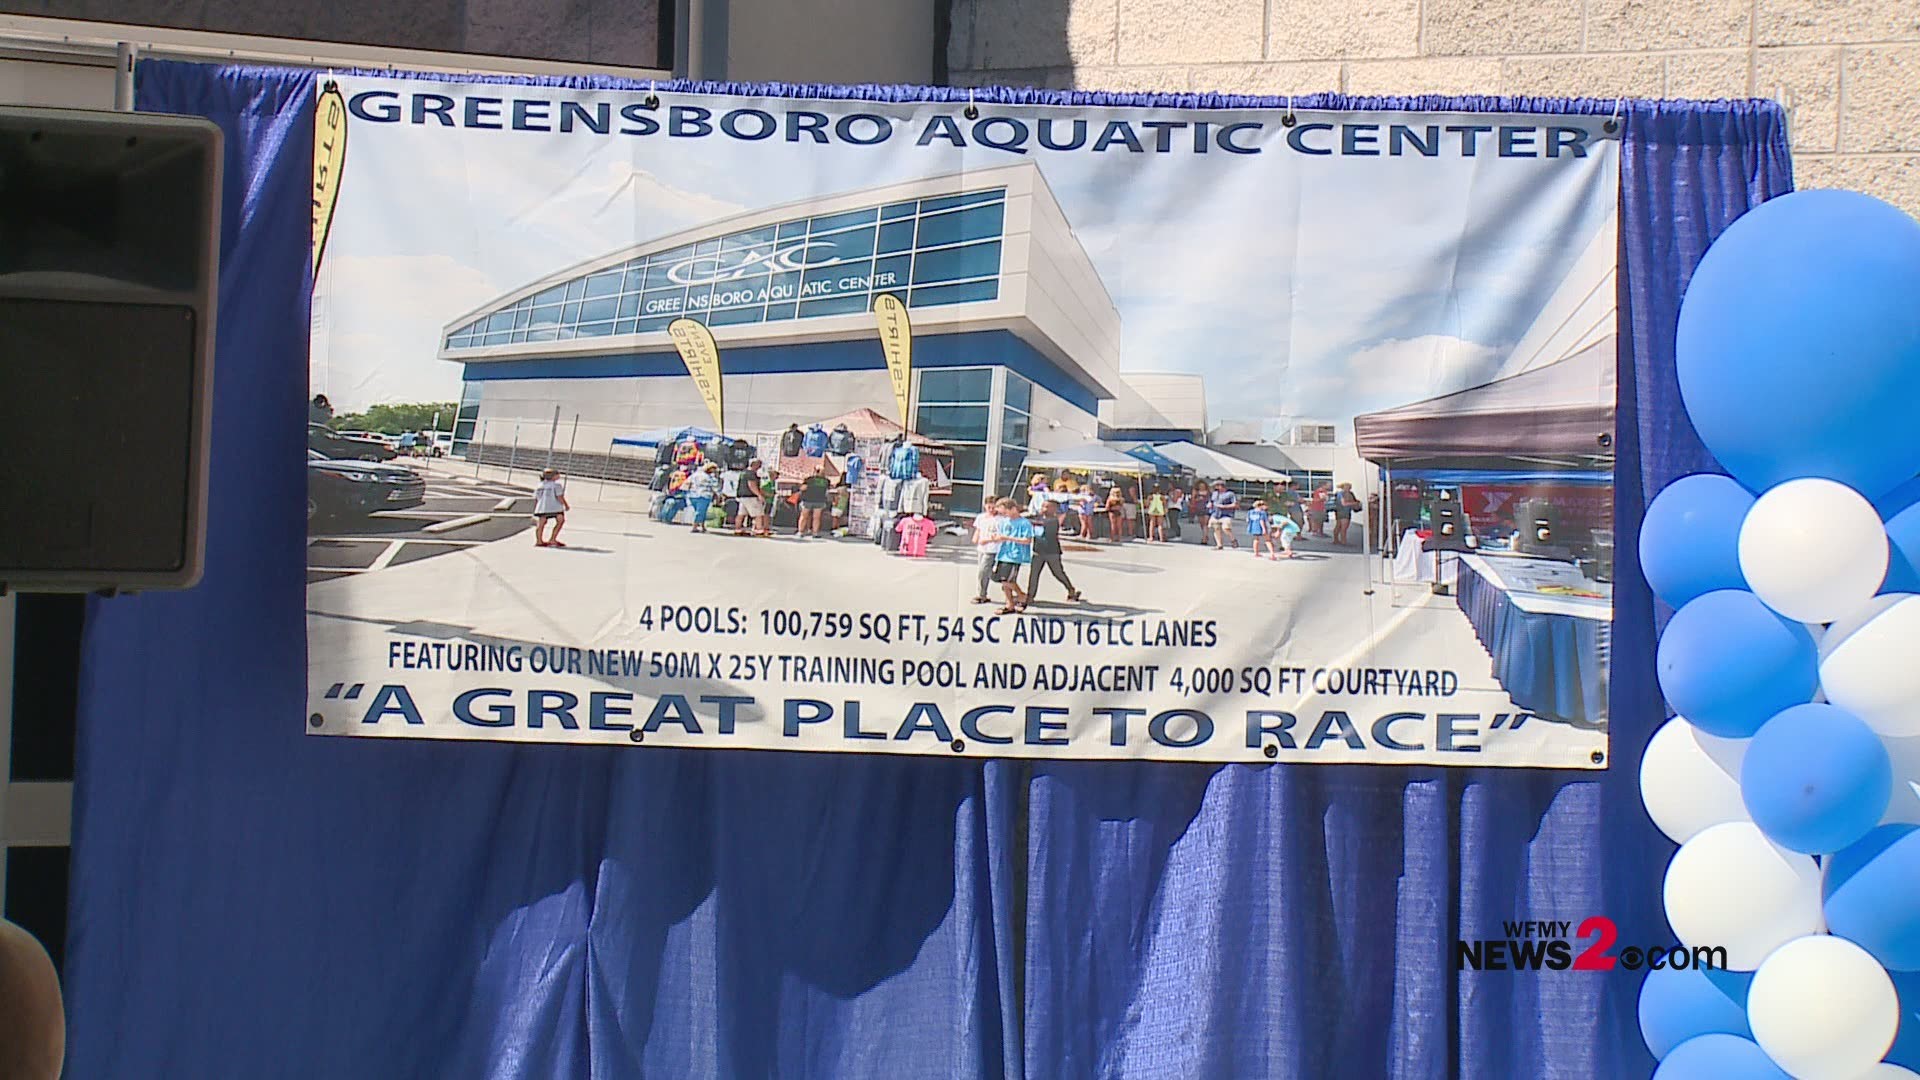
[307,467,534,584]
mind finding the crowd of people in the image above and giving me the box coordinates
[1019,474,1363,552]
[524,437,1369,598]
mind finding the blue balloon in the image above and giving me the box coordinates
[1639,965,1754,1059]
[1888,501,1920,594]
[1654,1034,1790,1079]
[1676,189,1920,500]
[1828,824,1920,971]
[1876,476,1920,519]
[1640,474,1755,608]
[1743,704,1893,853]
[1658,590,1819,738]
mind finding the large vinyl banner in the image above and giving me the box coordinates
[307,78,1619,767]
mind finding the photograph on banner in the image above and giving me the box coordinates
[304,79,1619,765]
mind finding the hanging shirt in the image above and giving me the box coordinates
[900,477,932,514]
[887,442,921,481]
[845,454,865,486]
[802,426,830,456]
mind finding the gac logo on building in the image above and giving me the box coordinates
[667,240,844,285]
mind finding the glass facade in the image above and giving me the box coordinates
[997,371,1033,501]
[446,188,1007,350]
[915,367,993,514]
[453,381,483,454]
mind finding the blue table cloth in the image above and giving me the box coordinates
[1455,558,1610,726]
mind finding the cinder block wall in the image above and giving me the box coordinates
[947,0,1920,214]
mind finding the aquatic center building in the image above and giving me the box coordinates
[445,162,1136,512]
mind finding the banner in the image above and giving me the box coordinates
[306,78,1620,766]
[310,81,347,280]
[667,316,724,429]
[873,293,912,427]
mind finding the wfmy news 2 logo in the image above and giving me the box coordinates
[1455,917,1726,973]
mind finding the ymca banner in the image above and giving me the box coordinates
[307,77,1619,766]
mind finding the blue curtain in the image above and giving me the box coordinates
[61,62,1788,1079]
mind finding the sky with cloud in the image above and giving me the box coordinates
[315,79,1618,426]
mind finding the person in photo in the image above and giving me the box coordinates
[831,482,851,534]
[992,498,1035,614]
[1309,485,1330,537]
[1026,500,1084,603]
[798,468,831,537]
[735,458,766,536]
[1275,507,1302,558]
[1121,484,1140,540]
[657,466,691,524]
[1028,477,1052,515]
[1105,485,1124,542]
[1208,481,1240,550]
[1333,482,1361,544]
[532,468,569,548]
[1146,486,1167,542]
[685,462,720,534]
[1247,499,1277,559]
[971,502,1005,604]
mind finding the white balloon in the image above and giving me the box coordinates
[1641,717,1750,843]
[1823,595,1920,737]
[1664,821,1824,971]
[1739,479,1888,624]
[1749,935,1898,1080]
[1820,594,1911,662]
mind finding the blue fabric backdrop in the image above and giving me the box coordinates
[63,63,1789,1079]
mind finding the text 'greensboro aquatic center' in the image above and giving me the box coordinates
[344,91,1602,160]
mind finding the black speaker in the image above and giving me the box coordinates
[1512,497,1565,557]
[0,107,221,593]
[1427,487,1471,553]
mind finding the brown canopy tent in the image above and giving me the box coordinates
[1352,335,1617,471]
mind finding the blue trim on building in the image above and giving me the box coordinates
[458,330,1103,414]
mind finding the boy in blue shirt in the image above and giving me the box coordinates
[991,498,1035,613]
[1247,499,1275,559]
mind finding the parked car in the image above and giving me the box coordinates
[309,423,397,461]
[432,432,454,455]
[308,450,426,522]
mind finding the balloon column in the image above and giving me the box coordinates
[1641,189,1920,1079]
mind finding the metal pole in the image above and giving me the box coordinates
[0,592,14,903]
[507,424,519,482]
[684,0,706,80]
[545,405,560,468]
[113,42,136,111]
[1361,464,1375,597]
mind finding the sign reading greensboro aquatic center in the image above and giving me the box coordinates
[306,77,1620,767]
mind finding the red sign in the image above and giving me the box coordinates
[1460,483,1612,534]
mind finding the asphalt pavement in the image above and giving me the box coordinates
[307,468,533,584]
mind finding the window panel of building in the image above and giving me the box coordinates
[915,203,1005,248]
[445,188,1010,351]
[947,482,985,515]
[918,368,993,405]
[920,190,1006,214]
[798,295,869,318]
[909,279,999,308]
[915,405,990,443]
[910,240,1001,285]
[1005,371,1033,415]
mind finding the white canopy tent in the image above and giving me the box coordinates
[1022,442,1164,474]
[1146,441,1290,482]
